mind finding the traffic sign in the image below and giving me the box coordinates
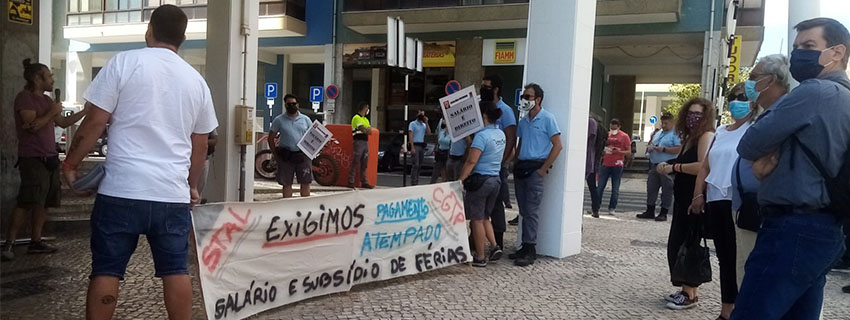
[515,88,523,106]
[309,86,324,103]
[649,115,658,124]
[264,83,278,99]
[326,85,339,99]
[445,80,461,95]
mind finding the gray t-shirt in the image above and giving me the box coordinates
[270,112,311,151]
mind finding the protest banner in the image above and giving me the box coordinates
[192,182,470,320]
[297,120,333,160]
[438,85,483,142]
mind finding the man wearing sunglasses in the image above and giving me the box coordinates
[509,83,563,267]
[269,94,313,198]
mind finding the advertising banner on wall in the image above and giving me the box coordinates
[343,41,456,68]
[193,182,470,319]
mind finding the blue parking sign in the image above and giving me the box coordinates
[310,86,324,103]
[265,83,277,99]
[515,88,522,106]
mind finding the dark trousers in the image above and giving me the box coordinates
[731,213,845,320]
[490,166,509,234]
[667,200,701,287]
[707,200,737,304]
[585,172,600,212]
[348,140,369,185]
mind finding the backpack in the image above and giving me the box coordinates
[594,120,608,167]
[794,136,850,222]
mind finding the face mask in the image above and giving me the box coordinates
[729,100,751,119]
[285,103,298,114]
[790,47,835,82]
[686,112,703,129]
[479,87,495,102]
[744,77,767,102]
[610,129,620,135]
[518,99,535,112]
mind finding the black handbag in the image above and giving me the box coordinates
[735,158,762,232]
[513,160,545,179]
[463,173,489,192]
[43,156,61,170]
[671,220,713,286]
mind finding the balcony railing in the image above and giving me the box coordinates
[66,0,305,27]
[343,0,528,12]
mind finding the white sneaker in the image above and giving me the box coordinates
[607,208,616,216]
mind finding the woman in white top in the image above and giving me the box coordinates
[689,83,756,320]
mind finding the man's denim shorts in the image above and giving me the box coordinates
[90,194,192,280]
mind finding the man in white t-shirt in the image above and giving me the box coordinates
[61,5,217,319]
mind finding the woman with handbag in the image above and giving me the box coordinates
[459,102,507,267]
[656,97,716,310]
[688,84,756,320]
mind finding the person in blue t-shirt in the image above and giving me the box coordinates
[479,74,517,253]
[636,112,681,221]
[407,110,431,185]
[431,118,452,184]
[509,83,563,267]
[459,101,506,267]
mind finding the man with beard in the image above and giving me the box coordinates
[269,94,313,198]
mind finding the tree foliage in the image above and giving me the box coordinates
[663,83,701,117]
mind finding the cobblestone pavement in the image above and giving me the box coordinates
[2,193,849,319]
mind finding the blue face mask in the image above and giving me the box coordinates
[729,100,751,119]
[790,47,835,82]
[744,78,765,102]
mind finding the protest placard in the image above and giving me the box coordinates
[438,85,483,142]
[192,182,470,320]
[297,120,333,160]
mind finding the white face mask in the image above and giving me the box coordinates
[518,99,535,112]
[610,129,620,135]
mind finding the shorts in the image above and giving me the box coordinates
[277,153,313,186]
[90,194,191,280]
[463,176,501,221]
[17,157,61,209]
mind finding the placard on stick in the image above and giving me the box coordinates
[438,85,483,142]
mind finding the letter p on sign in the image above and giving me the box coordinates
[265,83,277,99]
[310,86,324,103]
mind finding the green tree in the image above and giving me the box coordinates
[663,83,701,117]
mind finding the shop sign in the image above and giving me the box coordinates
[343,41,455,68]
[8,0,33,25]
[494,40,516,64]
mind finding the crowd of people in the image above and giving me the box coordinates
[4,2,849,318]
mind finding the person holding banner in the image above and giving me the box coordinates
[349,102,374,189]
[408,110,431,185]
[269,94,313,198]
[510,83,563,267]
[459,102,507,267]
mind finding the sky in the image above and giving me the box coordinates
[759,0,850,58]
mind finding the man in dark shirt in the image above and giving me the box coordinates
[731,18,850,319]
[1,59,87,261]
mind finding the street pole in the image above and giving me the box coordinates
[402,73,409,187]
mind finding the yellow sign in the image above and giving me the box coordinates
[728,35,742,83]
[494,40,517,64]
[423,41,456,68]
[8,0,33,25]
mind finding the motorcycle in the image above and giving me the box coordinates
[255,134,340,187]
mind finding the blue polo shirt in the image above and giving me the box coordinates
[470,125,506,176]
[496,98,517,131]
[437,120,451,151]
[408,120,427,143]
[517,108,561,160]
[648,129,681,165]
[270,112,311,152]
[449,139,466,156]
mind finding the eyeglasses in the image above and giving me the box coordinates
[521,94,535,100]
[733,93,747,101]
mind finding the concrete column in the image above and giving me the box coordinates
[455,38,484,87]
[788,0,820,89]
[610,75,636,135]
[521,0,596,258]
[205,0,259,202]
[38,0,51,68]
[370,68,386,130]
[701,31,723,100]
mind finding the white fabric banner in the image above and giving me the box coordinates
[192,182,470,320]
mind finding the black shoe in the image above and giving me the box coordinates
[654,214,668,221]
[842,285,850,294]
[471,257,487,267]
[489,247,503,261]
[514,245,536,267]
[636,206,656,219]
[508,217,519,226]
[508,246,528,260]
[591,211,599,218]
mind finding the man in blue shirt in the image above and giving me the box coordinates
[480,75,517,254]
[430,118,452,184]
[269,94,313,198]
[407,110,431,185]
[731,18,850,320]
[509,83,563,267]
[637,113,681,221]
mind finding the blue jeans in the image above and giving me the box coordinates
[594,166,624,212]
[731,212,845,320]
[515,171,545,245]
[90,194,192,280]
